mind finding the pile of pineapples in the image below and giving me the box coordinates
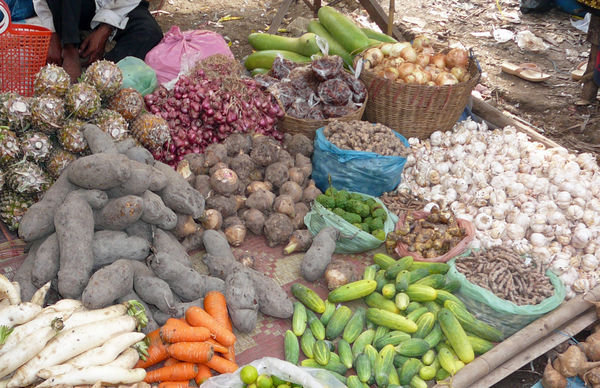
[0,61,171,232]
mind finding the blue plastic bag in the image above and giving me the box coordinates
[311,127,410,197]
[4,0,34,21]
[531,376,585,388]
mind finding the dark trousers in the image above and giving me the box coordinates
[45,0,163,62]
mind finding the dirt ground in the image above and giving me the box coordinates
[147,0,595,386]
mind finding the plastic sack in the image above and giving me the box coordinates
[446,253,565,340]
[311,127,410,197]
[200,357,346,388]
[4,0,34,21]
[532,376,586,388]
[145,26,233,85]
[304,191,398,254]
[116,56,158,96]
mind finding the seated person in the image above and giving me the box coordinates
[33,0,163,82]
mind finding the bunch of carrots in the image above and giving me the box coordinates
[136,291,239,387]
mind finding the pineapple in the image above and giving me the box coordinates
[108,88,144,121]
[0,127,21,166]
[130,112,170,150]
[31,96,65,134]
[65,82,101,119]
[5,95,31,132]
[20,132,52,163]
[0,168,5,190]
[58,118,88,154]
[6,160,51,194]
[83,60,123,99]
[0,92,16,125]
[33,64,70,97]
[0,190,35,231]
[94,109,128,141]
[46,148,76,178]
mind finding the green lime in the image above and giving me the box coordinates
[256,374,274,388]
[247,384,257,388]
[271,376,285,386]
[240,365,259,384]
[276,385,291,388]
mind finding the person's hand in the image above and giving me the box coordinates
[47,32,62,65]
[79,24,113,65]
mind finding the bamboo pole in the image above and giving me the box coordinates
[387,0,395,36]
[432,285,600,388]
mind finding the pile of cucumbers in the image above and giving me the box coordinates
[245,6,397,73]
[286,254,503,388]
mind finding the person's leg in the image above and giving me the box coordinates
[580,14,600,104]
[104,1,163,63]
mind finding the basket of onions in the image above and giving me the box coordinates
[357,36,480,139]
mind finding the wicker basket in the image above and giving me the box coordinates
[359,57,480,139]
[277,95,367,140]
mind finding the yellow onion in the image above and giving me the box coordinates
[398,62,416,79]
[461,72,471,82]
[421,46,435,56]
[431,53,446,69]
[451,66,467,81]
[412,35,433,51]
[389,42,412,57]
[425,66,443,82]
[383,67,400,80]
[364,47,384,68]
[426,81,436,86]
[387,57,405,67]
[416,53,430,67]
[396,78,406,84]
[400,46,418,63]
[446,48,468,68]
[436,72,459,86]
[404,73,417,84]
[412,68,430,84]
[380,43,395,56]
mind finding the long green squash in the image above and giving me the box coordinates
[248,32,321,57]
[317,6,370,54]
[361,27,398,43]
[306,20,353,67]
[244,50,310,70]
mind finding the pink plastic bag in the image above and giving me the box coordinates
[144,26,233,84]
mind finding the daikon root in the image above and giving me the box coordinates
[0,302,42,328]
[30,282,51,307]
[67,332,145,367]
[0,275,20,305]
[42,299,83,313]
[35,366,146,387]
[106,348,140,369]
[62,303,128,330]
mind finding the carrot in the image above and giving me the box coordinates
[135,329,168,369]
[223,345,236,363]
[206,338,229,354]
[204,291,233,332]
[160,318,212,343]
[186,307,236,347]
[205,354,238,374]
[158,382,192,388]
[144,362,198,383]
[194,364,212,385]
[167,341,215,363]
[163,357,180,367]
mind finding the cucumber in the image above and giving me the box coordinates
[317,6,370,53]
[373,325,390,345]
[248,32,321,56]
[301,358,348,375]
[382,283,396,299]
[291,283,326,314]
[338,339,354,369]
[250,68,269,76]
[364,291,400,314]
[406,306,429,322]
[352,329,375,359]
[438,308,474,364]
[363,264,379,280]
[414,274,447,289]
[306,309,326,341]
[342,307,366,344]
[244,50,310,70]
[325,305,352,340]
[408,261,450,274]
[374,330,411,350]
[385,256,414,279]
[422,349,436,366]
[292,302,307,336]
[313,339,331,366]
[395,270,411,292]
[284,330,299,364]
[300,328,316,359]
[373,253,397,269]
[374,344,395,387]
[366,308,418,333]
[347,375,365,388]
[375,269,388,293]
[468,335,495,355]
[395,293,410,311]
[423,323,444,348]
[328,279,377,303]
[394,338,431,357]
[399,358,422,386]
[320,300,336,326]
[355,353,372,383]
[306,20,353,66]
[361,27,398,43]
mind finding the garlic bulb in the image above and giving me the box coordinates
[567,205,584,221]
[489,220,506,239]
[547,210,566,226]
[474,213,493,231]
[572,225,592,249]
[514,213,531,230]
[559,267,579,286]
[582,210,597,227]
[581,254,599,272]
[530,214,547,233]
[551,252,571,274]
[512,239,532,255]
[554,191,572,209]
[430,131,443,146]
[530,233,549,247]
[506,224,526,240]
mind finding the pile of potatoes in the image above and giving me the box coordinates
[14,124,293,334]
[176,132,322,250]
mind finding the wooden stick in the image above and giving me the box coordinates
[387,0,395,36]
[432,285,600,388]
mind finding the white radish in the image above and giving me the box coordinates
[0,379,7,388]
[0,317,63,378]
[106,348,140,369]
[10,283,20,305]
[0,275,19,305]
[62,304,128,330]
[35,366,146,388]
[67,332,145,367]
[0,302,42,328]
[36,364,74,380]
[8,315,136,387]
[0,299,8,308]
[30,282,51,306]
[0,310,72,356]
[42,299,83,313]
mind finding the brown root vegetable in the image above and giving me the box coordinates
[81,259,134,309]
[556,345,600,377]
[70,189,109,209]
[107,161,160,197]
[225,224,247,247]
[293,202,309,230]
[325,259,356,290]
[302,181,322,203]
[81,123,118,154]
[242,208,266,235]
[265,162,289,188]
[153,228,192,268]
[583,340,600,362]
[233,195,246,211]
[225,268,259,333]
[210,168,239,196]
[264,213,294,247]
[584,366,600,387]
[239,253,255,268]
[301,227,340,282]
[92,230,151,268]
[31,233,59,288]
[542,359,567,388]
[176,159,194,182]
[68,153,132,190]
[154,162,205,219]
[14,240,43,302]
[288,167,306,187]
[205,194,237,218]
[94,195,144,230]
[249,168,265,181]
[224,132,252,156]
[229,154,255,180]
[204,143,228,167]
[209,161,230,176]
[285,134,313,158]
[273,195,296,218]
[184,153,208,175]
[246,190,276,213]
[280,181,303,203]
[284,229,313,254]
[246,181,273,195]
[223,216,244,229]
[125,220,153,242]
[55,191,95,299]
[133,275,178,314]
[203,229,236,261]
[295,153,311,168]
[278,149,294,169]
[181,228,205,252]
[251,136,281,166]
[125,146,155,166]
[174,214,198,239]
[193,174,212,198]
[140,190,177,230]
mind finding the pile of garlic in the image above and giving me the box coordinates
[398,119,600,299]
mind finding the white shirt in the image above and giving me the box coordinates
[33,0,141,34]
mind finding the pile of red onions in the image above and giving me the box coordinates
[144,65,285,165]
